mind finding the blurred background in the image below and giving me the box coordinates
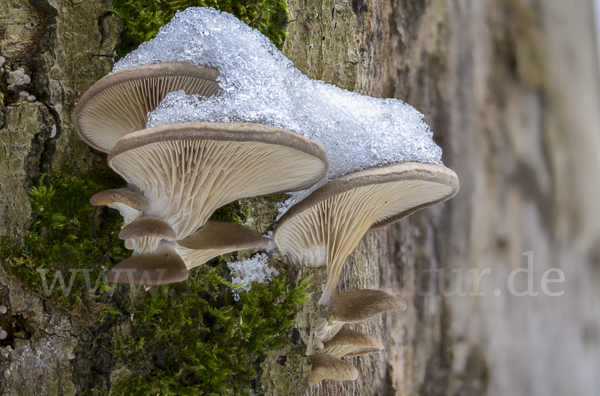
[290,0,600,394]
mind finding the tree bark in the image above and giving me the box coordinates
[284,0,600,395]
[1,0,599,395]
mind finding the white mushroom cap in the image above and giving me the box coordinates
[315,289,406,341]
[74,62,220,152]
[107,122,328,242]
[175,221,274,269]
[308,354,358,384]
[274,162,459,306]
[316,328,383,358]
[90,188,149,225]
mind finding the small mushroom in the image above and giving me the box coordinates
[74,62,221,153]
[118,216,176,254]
[274,162,459,306]
[105,240,187,285]
[315,289,406,341]
[308,354,358,384]
[107,122,328,242]
[90,188,149,225]
[176,221,274,269]
[107,216,189,284]
[316,328,383,358]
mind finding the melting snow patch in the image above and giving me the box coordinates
[115,7,443,215]
[228,253,279,301]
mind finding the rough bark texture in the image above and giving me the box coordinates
[1,0,600,395]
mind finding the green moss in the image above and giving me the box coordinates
[0,171,127,323]
[112,0,290,55]
[111,267,311,395]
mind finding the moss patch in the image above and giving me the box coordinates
[0,171,127,324]
[110,268,310,395]
[112,0,290,55]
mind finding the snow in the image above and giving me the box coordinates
[228,253,279,301]
[114,7,443,215]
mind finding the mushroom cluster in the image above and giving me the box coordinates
[75,64,328,285]
[73,7,461,388]
[274,162,459,384]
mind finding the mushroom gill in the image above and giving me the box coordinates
[274,162,459,307]
[108,122,328,241]
[316,328,384,358]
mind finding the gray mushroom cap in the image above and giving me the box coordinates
[317,328,384,358]
[328,289,407,323]
[274,162,458,306]
[105,241,188,285]
[118,216,176,240]
[90,188,149,225]
[315,289,407,341]
[74,62,220,152]
[90,188,149,211]
[176,221,275,269]
[308,354,358,384]
[178,221,273,251]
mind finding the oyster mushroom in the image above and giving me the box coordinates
[74,62,220,152]
[315,289,406,341]
[107,122,328,242]
[316,328,383,358]
[105,240,188,285]
[103,122,327,283]
[309,354,358,384]
[274,162,459,307]
[90,188,149,225]
[107,218,274,284]
[176,221,274,269]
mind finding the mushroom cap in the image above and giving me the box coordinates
[90,188,149,211]
[274,162,458,305]
[74,62,220,152]
[277,162,459,232]
[178,221,274,251]
[118,216,176,240]
[328,289,407,323]
[175,221,275,269]
[105,243,188,285]
[308,354,358,384]
[108,122,328,240]
[319,328,383,358]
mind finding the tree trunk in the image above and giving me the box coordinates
[1,0,599,395]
